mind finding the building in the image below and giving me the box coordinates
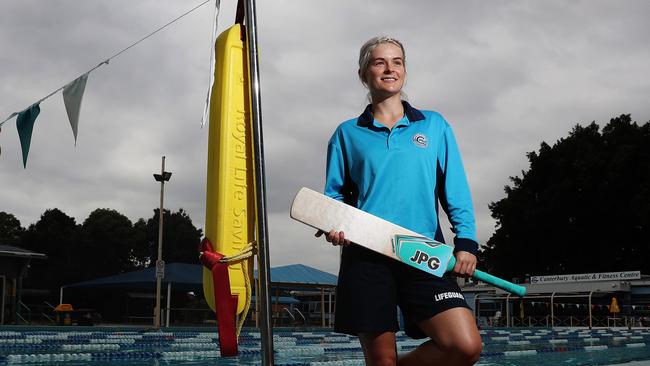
[0,245,46,324]
[58,263,337,327]
[462,270,650,328]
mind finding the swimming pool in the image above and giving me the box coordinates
[1,327,649,365]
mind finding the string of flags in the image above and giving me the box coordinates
[1,72,91,168]
[0,0,214,168]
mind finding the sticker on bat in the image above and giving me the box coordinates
[394,234,453,277]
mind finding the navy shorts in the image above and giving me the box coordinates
[334,245,470,339]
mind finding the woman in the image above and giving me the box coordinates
[317,37,483,366]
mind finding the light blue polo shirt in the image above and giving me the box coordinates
[324,101,478,254]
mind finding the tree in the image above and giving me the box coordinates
[135,208,203,266]
[160,208,202,264]
[131,218,152,268]
[76,208,138,280]
[21,208,78,291]
[481,115,650,279]
[15,205,201,300]
[0,211,24,247]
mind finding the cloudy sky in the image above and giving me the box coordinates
[1,1,649,275]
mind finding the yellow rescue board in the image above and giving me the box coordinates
[203,23,256,315]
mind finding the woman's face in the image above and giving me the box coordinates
[363,43,406,99]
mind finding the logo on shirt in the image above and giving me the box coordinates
[412,133,428,148]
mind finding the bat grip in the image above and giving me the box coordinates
[446,257,526,297]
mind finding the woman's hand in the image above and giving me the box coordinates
[452,251,476,278]
[315,230,351,246]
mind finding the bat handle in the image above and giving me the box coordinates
[446,257,527,297]
[472,269,526,297]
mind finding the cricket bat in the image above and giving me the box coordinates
[290,187,526,297]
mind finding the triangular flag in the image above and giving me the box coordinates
[16,104,41,168]
[62,73,88,144]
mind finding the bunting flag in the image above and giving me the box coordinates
[16,104,41,168]
[0,0,213,166]
[62,74,88,144]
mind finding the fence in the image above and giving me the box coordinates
[491,315,650,328]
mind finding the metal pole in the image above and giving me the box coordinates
[588,291,593,329]
[505,294,511,327]
[550,292,556,328]
[328,290,332,327]
[16,272,24,324]
[154,156,166,329]
[321,288,325,327]
[243,0,273,363]
[166,282,172,327]
[59,287,63,305]
[255,278,260,328]
[1,276,5,325]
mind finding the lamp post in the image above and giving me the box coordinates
[153,156,172,329]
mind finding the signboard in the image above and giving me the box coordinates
[530,271,640,284]
[155,259,165,279]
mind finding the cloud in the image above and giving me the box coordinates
[1,0,650,275]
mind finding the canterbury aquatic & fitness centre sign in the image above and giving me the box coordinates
[530,271,641,284]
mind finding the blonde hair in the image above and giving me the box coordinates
[358,36,406,88]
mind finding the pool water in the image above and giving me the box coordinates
[0,327,649,365]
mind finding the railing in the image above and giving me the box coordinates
[551,316,592,327]
[115,306,330,328]
[501,315,649,328]
[283,307,296,323]
[273,308,298,327]
[40,312,55,324]
[294,308,308,326]
[123,315,155,324]
[18,301,61,325]
[508,315,550,327]
[16,301,31,324]
[627,316,650,327]
[41,301,56,324]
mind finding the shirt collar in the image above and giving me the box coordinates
[357,100,425,127]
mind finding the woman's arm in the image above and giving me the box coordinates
[324,136,347,202]
[437,123,478,276]
[319,132,351,246]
